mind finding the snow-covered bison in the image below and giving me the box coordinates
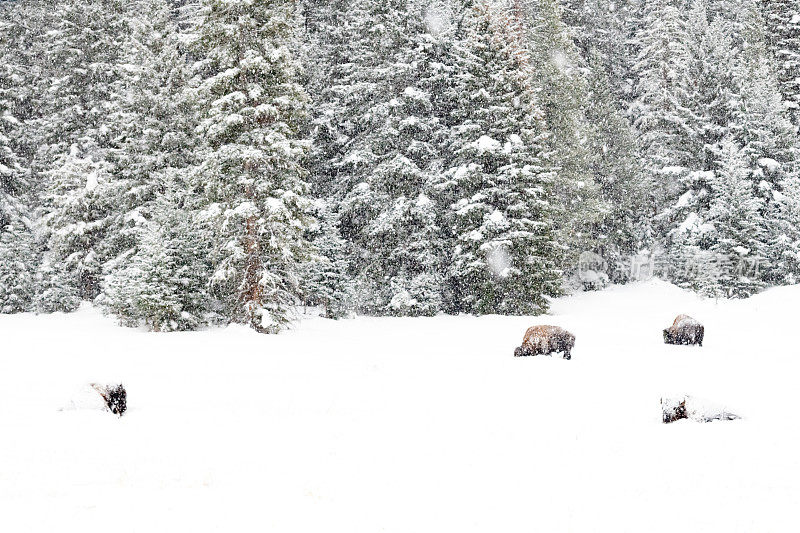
[91,383,127,416]
[514,325,575,360]
[663,315,704,346]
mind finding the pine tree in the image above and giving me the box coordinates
[103,175,214,331]
[630,1,694,211]
[759,0,800,125]
[523,0,603,270]
[30,0,131,305]
[584,50,649,282]
[0,52,36,314]
[533,1,649,282]
[704,138,767,297]
[634,1,744,290]
[732,6,800,285]
[769,174,800,284]
[188,0,313,333]
[5,0,800,315]
[41,146,124,307]
[440,2,562,314]
[309,0,451,315]
[299,200,353,319]
[682,2,738,171]
[298,0,359,319]
[0,226,36,314]
[303,0,378,199]
[99,0,198,282]
[560,0,639,103]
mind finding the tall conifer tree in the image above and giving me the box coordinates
[440,1,562,314]
[188,0,313,332]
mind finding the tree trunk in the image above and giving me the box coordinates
[242,214,264,330]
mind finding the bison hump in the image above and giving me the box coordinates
[673,314,699,327]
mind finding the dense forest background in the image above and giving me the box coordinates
[0,0,798,332]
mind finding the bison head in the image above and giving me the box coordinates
[514,345,535,357]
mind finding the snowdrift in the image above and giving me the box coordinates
[1,280,799,532]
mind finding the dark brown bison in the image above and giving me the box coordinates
[663,315,704,346]
[514,325,575,360]
[91,383,127,416]
[661,397,688,424]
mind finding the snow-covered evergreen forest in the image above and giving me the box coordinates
[2,0,799,332]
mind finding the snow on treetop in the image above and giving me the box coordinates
[488,209,506,224]
[123,208,147,227]
[757,158,780,172]
[659,166,687,175]
[343,151,373,166]
[199,203,223,221]
[0,111,20,126]
[688,170,714,181]
[264,197,285,213]
[467,229,483,241]
[403,86,427,100]
[454,198,484,215]
[675,190,693,208]
[269,46,290,63]
[224,113,244,128]
[389,290,419,311]
[473,135,501,154]
[241,49,269,70]
[400,116,421,129]
[229,201,257,218]
[503,134,524,154]
[676,212,706,234]
[452,163,480,181]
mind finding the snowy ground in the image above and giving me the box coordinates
[1,280,799,532]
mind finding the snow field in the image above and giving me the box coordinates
[1,280,799,532]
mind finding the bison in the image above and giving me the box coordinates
[661,397,688,424]
[90,383,127,416]
[514,325,575,360]
[663,314,704,346]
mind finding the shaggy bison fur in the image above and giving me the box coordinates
[663,314,704,346]
[91,383,127,416]
[662,395,741,424]
[661,397,688,424]
[514,325,575,360]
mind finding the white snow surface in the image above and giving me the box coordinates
[2,280,800,532]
